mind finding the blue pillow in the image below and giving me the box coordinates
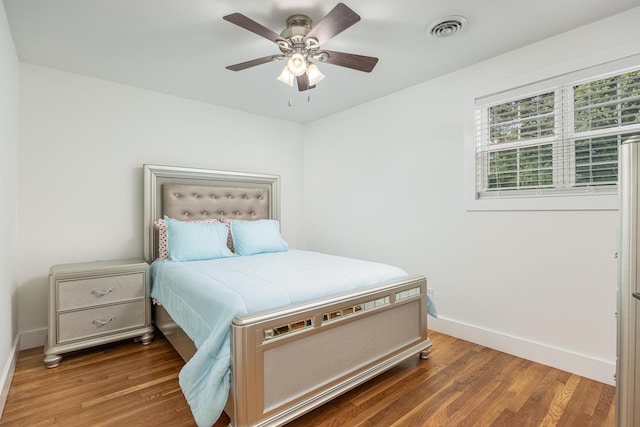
[231,219,288,256]
[165,216,234,262]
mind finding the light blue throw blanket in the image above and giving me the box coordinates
[150,250,434,426]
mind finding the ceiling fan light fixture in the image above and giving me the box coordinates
[224,4,379,92]
[307,63,325,85]
[277,66,295,87]
[287,53,307,76]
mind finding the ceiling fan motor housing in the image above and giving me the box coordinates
[279,14,320,62]
[280,15,312,40]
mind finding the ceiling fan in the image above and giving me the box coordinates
[223,3,378,92]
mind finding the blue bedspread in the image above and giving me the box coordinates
[150,250,432,426]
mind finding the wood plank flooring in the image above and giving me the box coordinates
[0,331,615,426]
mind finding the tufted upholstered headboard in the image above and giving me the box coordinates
[143,164,280,262]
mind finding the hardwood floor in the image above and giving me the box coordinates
[0,331,615,426]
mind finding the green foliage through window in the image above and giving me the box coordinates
[488,145,553,189]
[574,71,640,132]
[489,92,555,144]
[574,135,620,185]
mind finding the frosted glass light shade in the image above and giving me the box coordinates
[277,67,294,87]
[307,63,325,85]
[287,53,307,76]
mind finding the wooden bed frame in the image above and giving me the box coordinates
[143,164,432,427]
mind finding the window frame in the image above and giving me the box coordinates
[476,89,562,193]
[465,54,640,211]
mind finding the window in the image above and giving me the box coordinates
[474,66,640,201]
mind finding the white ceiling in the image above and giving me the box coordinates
[4,0,640,123]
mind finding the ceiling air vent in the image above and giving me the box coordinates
[428,16,468,38]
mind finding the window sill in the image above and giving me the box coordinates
[465,191,618,211]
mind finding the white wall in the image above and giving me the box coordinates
[0,0,19,414]
[303,8,640,384]
[16,64,305,335]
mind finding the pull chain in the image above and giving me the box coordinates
[287,73,295,107]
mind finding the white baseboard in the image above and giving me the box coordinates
[1,328,47,420]
[0,335,19,420]
[429,316,616,386]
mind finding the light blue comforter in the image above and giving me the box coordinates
[150,250,430,427]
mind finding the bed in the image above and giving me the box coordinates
[143,164,433,427]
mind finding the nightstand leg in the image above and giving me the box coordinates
[43,353,62,369]
[139,332,154,346]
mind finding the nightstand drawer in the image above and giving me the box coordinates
[57,272,145,311]
[57,300,146,343]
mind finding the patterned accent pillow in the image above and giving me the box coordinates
[154,217,233,259]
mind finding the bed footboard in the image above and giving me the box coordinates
[229,275,431,427]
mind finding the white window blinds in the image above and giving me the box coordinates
[474,65,640,200]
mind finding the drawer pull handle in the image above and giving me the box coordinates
[91,287,115,296]
[92,316,115,326]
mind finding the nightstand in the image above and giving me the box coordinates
[43,258,154,368]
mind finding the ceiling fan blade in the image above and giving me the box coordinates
[226,54,285,71]
[304,3,361,45]
[317,50,378,72]
[223,13,289,45]
[296,74,316,92]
